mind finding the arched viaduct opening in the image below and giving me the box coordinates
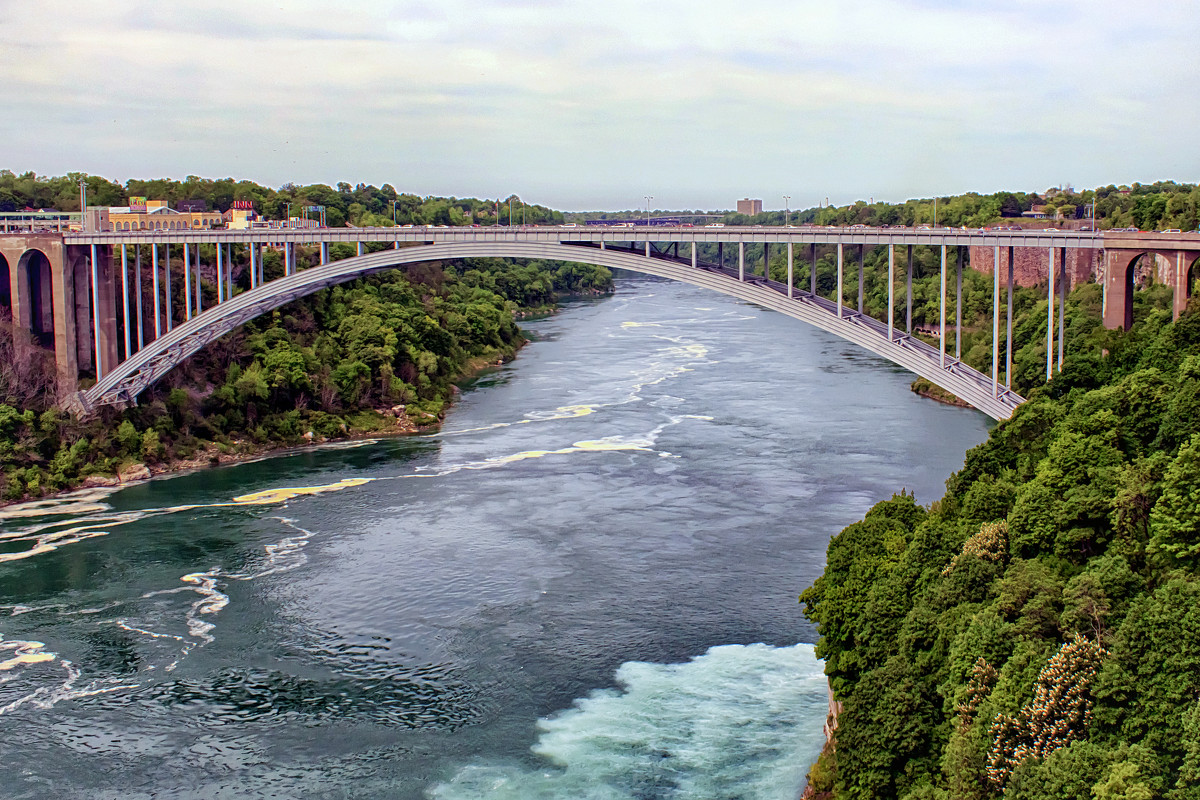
[18,249,55,349]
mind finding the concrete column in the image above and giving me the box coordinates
[216,242,224,302]
[906,245,913,334]
[691,242,697,269]
[48,246,78,394]
[787,242,794,298]
[1103,251,1138,330]
[645,241,651,259]
[763,243,769,279]
[1006,247,1014,386]
[152,245,161,340]
[955,246,963,360]
[810,243,817,296]
[887,244,894,341]
[1047,247,1055,381]
[356,241,363,257]
[164,244,172,333]
[1058,247,1066,372]
[858,245,864,314]
[992,245,1000,397]
[283,242,291,278]
[1173,251,1189,320]
[9,246,31,336]
[135,247,144,350]
[89,245,103,379]
[738,242,744,281]
[121,245,131,358]
[193,244,202,315]
[718,242,723,270]
[249,243,257,289]
[939,244,946,369]
[836,242,843,317]
[183,243,192,320]
[320,242,329,265]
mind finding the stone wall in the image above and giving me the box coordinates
[968,246,1101,289]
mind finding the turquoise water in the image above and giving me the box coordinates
[0,277,988,798]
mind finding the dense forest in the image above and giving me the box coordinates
[801,289,1200,798]
[4,170,1200,796]
[0,172,611,500]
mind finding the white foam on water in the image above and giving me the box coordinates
[430,642,829,800]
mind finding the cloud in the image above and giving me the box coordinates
[0,0,1197,208]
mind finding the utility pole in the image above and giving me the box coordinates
[644,195,653,227]
[783,195,791,227]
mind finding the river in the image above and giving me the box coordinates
[0,276,989,799]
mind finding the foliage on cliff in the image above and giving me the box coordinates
[801,298,1200,800]
[0,255,611,501]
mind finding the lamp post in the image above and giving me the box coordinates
[78,177,87,231]
[509,196,514,227]
[783,195,791,227]
[286,202,291,227]
[644,195,653,227]
[392,200,398,225]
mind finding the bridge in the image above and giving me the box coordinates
[0,225,1196,421]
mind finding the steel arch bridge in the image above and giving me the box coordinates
[78,240,1023,420]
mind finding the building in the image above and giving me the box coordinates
[737,198,763,215]
[106,199,223,231]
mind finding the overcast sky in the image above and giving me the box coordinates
[2,0,1197,211]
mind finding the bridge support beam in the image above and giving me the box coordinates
[135,247,144,351]
[165,244,172,333]
[810,243,817,296]
[906,245,913,334]
[152,244,161,340]
[193,244,201,317]
[787,243,793,299]
[1006,247,1014,384]
[216,241,224,303]
[320,242,329,265]
[858,245,864,314]
[1047,246,1055,381]
[121,245,131,358]
[939,245,946,369]
[1058,246,1066,372]
[183,243,192,320]
[738,242,744,281]
[1173,251,1192,320]
[887,244,894,341]
[763,243,769,280]
[993,245,1000,398]
[1103,250,1138,330]
[955,246,963,360]
[836,243,843,317]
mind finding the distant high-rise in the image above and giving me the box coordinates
[737,198,763,215]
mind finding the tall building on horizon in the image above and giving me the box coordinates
[736,198,763,215]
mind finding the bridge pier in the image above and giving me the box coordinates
[738,242,744,281]
[836,243,843,317]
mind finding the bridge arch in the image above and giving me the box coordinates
[17,248,55,349]
[80,241,1022,419]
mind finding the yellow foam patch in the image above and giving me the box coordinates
[232,478,373,505]
[0,640,55,671]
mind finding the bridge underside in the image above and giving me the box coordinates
[79,241,1023,420]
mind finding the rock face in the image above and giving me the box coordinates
[968,246,1100,289]
[118,463,151,482]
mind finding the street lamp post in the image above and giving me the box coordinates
[783,195,791,227]
[286,202,291,227]
[78,177,87,231]
[509,197,514,227]
[644,195,653,227]
[392,200,398,225]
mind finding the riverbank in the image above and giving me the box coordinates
[0,347,522,511]
[910,377,972,408]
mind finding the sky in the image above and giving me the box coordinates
[1,0,1198,211]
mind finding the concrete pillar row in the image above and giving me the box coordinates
[1103,251,1141,330]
